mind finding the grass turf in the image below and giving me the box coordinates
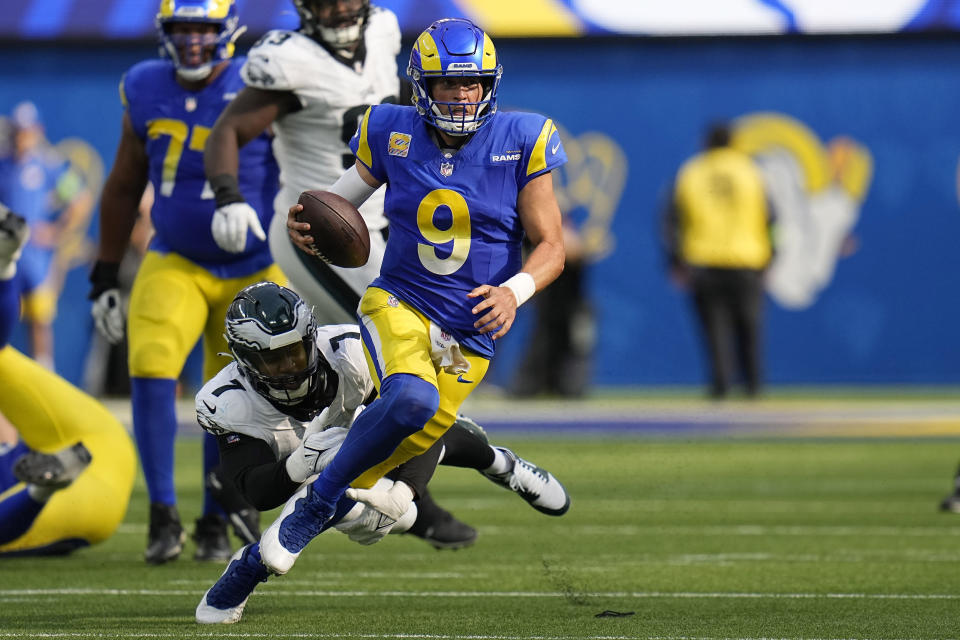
[1,434,959,639]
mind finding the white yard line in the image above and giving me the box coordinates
[0,633,957,640]
[2,588,959,600]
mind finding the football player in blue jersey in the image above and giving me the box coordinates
[88,0,285,564]
[269,15,567,571]
[194,18,567,622]
[204,0,490,550]
[0,206,136,556]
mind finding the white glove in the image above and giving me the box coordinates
[336,479,419,545]
[91,288,125,345]
[335,504,398,545]
[211,202,266,253]
[284,426,348,484]
[345,480,415,521]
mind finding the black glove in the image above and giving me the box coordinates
[88,260,121,300]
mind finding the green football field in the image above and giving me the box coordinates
[2,403,960,639]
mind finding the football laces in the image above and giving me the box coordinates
[308,242,333,264]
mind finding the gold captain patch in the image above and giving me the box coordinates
[388,132,411,158]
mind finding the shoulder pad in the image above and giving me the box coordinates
[366,6,401,56]
[195,367,250,436]
[243,30,326,91]
[316,325,373,410]
[122,59,173,110]
[515,113,566,179]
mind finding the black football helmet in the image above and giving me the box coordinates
[225,282,335,420]
[294,0,369,52]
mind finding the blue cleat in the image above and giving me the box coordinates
[195,543,269,624]
[260,483,336,575]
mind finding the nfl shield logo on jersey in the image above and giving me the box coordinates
[388,132,411,157]
[440,161,454,177]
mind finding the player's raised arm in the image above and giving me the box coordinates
[204,87,300,253]
[204,87,298,182]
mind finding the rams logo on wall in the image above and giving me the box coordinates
[731,113,873,310]
[551,124,627,263]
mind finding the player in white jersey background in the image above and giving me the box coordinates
[204,0,396,322]
[203,0,480,548]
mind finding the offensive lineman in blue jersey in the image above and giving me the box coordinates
[194,18,566,622]
[88,0,285,564]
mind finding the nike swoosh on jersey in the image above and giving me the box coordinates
[457,375,474,384]
[203,401,216,413]
[551,141,561,154]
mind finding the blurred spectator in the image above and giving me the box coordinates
[511,223,594,397]
[662,122,774,399]
[0,101,90,370]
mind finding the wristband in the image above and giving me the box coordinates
[210,173,245,208]
[88,260,121,300]
[499,272,536,307]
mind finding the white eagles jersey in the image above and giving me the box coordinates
[242,7,401,232]
[195,324,373,460]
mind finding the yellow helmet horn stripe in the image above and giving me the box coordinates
[481,32,497,70]
[415,32,442,72]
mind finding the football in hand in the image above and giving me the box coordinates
[295,190,370,268]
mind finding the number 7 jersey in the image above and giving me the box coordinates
[349,104,567,358]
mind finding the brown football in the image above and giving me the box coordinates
[295,190,370,268]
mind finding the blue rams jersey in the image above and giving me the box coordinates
[349,105,566,358]
[122,58,279,278]
[0,150,69,289]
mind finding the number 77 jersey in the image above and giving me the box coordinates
[349,104,567,358]
[121,58,278,278]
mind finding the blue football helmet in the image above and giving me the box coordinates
[156,0,244,81]
[407,18,502,136]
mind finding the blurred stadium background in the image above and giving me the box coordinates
[5,2,960,638]
[5,0,960,394]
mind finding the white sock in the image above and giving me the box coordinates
[484,447,513,475]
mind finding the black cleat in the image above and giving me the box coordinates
[941,492,960,513]
[227,508,261,546]
[145,503,186,565]
[453,414,489,445]
[407,490,478,550]
[205,467,261,545]
[193,514,233,562]
[940,465,960,513]
[13,442,91,489]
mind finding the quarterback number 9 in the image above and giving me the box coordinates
[417,189,471,275]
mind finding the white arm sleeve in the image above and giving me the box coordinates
[327,165,379,209]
